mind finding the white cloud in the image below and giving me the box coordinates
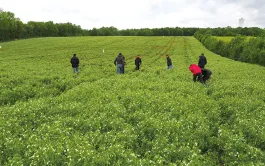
[1,0,265,29]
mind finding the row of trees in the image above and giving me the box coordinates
[194,32,265,66]
[2,9,265,42]
[195,27,265,37]
[0,10,85,41]
[0,10,198,41]
[89,27,199,36]
[0,9,198,41]
[89,27,265,37]
[0,9,199,39]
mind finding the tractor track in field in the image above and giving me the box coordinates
[107,37,176,67]
[182,37,194,66]
[150,37,176,64]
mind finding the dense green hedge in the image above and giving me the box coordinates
[194,32,265,66]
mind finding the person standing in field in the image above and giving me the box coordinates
[114,53,125,74]
[135,55,142,70]
[189,64,203,83]
[201,68,212,83]
[70,54,79,74]
[166,55,172,69]
[198,53,207,68]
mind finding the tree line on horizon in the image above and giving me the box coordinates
[1,9,265,42]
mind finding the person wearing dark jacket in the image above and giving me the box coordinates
[166,55,172,69]
[198,53,207,68]
[135,56,142,70]
[70,54,79,74]
[114,53,125,74]
[201,68,212,83]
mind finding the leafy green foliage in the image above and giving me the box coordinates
[0,37,265,165]
[195,33,265,66]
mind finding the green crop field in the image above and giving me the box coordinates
[214,36,234,43]
[215,36,254,43]
[1,36,265,165]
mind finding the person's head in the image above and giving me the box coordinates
[166,55,169,58]
[201,53,204,56]
[136,55,140,58]
[73,54,76,57]
[119,53,122,55]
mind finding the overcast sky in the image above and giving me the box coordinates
[1,0,265,30]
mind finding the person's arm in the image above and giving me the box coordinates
[114,58,117,65]
[122,58,125,65]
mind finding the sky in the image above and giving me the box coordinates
[1,0,265,30]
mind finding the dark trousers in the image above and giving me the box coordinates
[202,74,211,83]
[193,73,203,83]
[199,65,205,68]
[122,65,125,74]
[136,64,140,70]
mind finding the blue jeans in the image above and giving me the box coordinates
[116,64,123,74]
[73,67,79,73]
[167,65,173,69]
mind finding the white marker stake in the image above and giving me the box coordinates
[0,46,1,49]
[103,49,104,53]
